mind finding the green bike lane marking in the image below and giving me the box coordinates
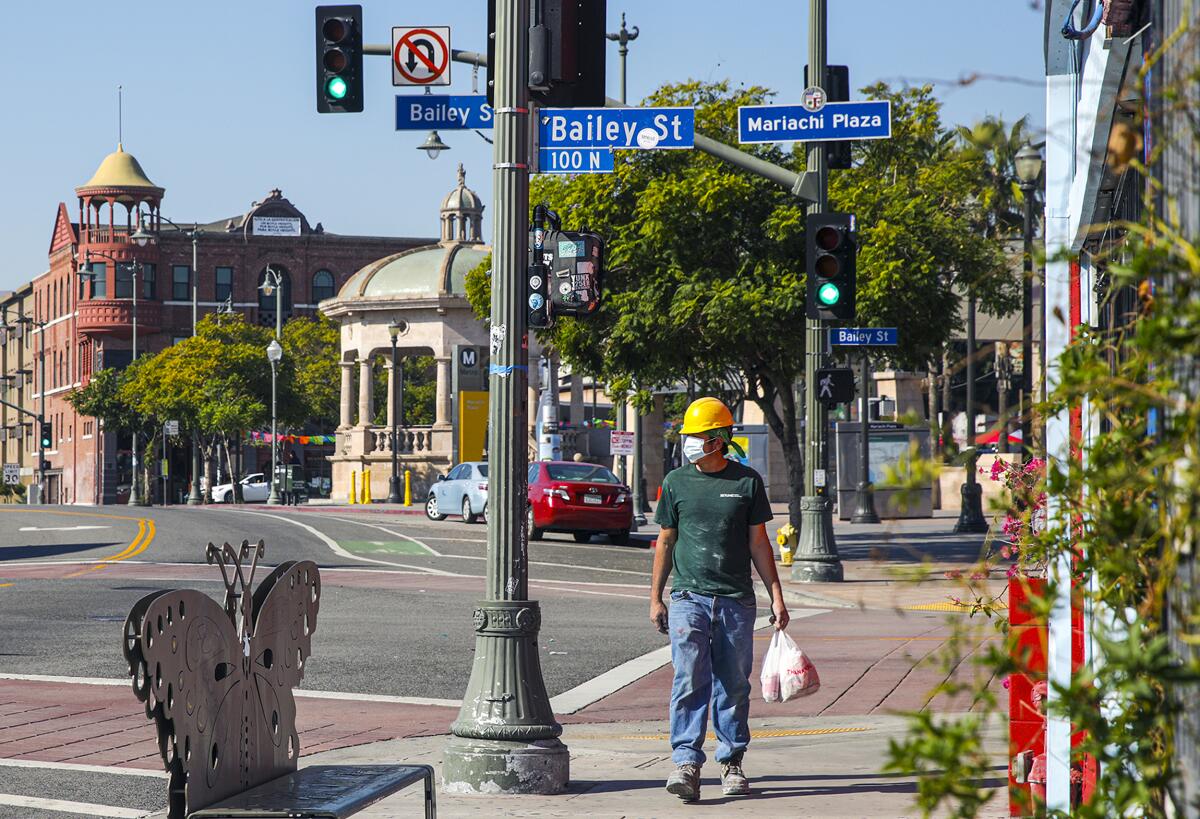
[340,539,432,557]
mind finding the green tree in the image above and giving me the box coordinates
[283,314,340,428]
[469,81,1013,525]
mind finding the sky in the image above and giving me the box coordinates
[1,1,1045,290]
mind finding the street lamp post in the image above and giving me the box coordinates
[266,339,282,505]
[850,352,880,524]
[259,267,284,506]
[137,215,207,505]
[606,13,639,105]
[954,290,989,533]
[1015,143,1044,458]
[386,322,405,504]
[442,0,567,793]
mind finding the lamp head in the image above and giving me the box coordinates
[130,217,156,248]
[1015,143,1044,186]
[418,130,450,159]
[266,339,283,363]
[388,320,408,341]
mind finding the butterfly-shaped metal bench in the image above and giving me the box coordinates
[123,540,436,818]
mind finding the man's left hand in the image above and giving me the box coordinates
[771,599,789,631]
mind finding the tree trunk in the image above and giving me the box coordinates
[928,359,940,458]
[203,439,216,504]
[750,372,804,530]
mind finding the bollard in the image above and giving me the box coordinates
[362,468,372,504]
[775,523,798,566]
[403,469,412,506]
[349,471,358,505]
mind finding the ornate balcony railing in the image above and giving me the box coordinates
[76,299,162,336]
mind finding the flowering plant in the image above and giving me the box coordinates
[986,457,1046,577]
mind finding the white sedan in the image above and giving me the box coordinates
[212,473,271,503]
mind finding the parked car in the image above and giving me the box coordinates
[211,473,271,504]
[425,461,489,523]
[527,461,632,545]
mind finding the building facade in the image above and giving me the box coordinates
[18,142,434,504]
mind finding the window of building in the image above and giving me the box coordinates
[172,265,190,301]
[312,269,335,302]
[142,263,157,300]
[115,263,134,299]
[215,267,233,303]
[89,262,106,299]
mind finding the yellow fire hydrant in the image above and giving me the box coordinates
[776,523,798,566]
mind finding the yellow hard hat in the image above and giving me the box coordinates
[679,397,734,436]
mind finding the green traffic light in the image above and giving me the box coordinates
[817,282,841,306]
[326,76,348,100]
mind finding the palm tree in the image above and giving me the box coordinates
[957,116,1034,240]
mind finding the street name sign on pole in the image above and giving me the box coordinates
[391,26,451,86]
[738,100,891,144]
[538,107,695,150]
[395,94,492,129]
[830,327,899,346]
[537,147,614,174]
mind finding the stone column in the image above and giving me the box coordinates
[338,361,354,429]
[434,356,452,428]
[385,359,396,429]
[357,356,373,426]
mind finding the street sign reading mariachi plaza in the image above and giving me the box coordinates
[737,100,892,144]
[395,95,492,130]
[831,327,899,346]
[538,107,695,150]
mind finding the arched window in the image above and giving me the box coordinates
[311,269,335,302]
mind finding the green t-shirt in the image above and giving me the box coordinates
[655,460,773,599]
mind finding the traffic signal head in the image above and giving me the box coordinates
[316,5,363,113]
[490,0,606,107]
[806,213,857,321]
[39,422,52,449]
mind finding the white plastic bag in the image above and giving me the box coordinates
[761,630,820,702]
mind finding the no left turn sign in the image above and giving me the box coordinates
[392,26,451,86]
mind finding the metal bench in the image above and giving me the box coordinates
[188,764,436,819]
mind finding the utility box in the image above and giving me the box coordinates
[834,422,932,519]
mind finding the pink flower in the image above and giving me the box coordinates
[1006,565,1020,578]
[970,571,989,580]
[1002,676,1011,689]
[1000,545,1012,559]
[944,569,963,579]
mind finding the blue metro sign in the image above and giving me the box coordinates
[738,100,891,144]
[395,95,492,130]
[830,327,899,346]
[539,107,695,150]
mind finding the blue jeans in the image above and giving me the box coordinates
[668,589,757,766]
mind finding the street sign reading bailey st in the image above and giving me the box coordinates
[538,107,695,150]
[831,327,899,346]
[738,100,891,144]
[395,95,492,130]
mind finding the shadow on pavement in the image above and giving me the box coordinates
[0,541,124,561]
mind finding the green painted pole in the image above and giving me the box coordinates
[441,0,568,793]
[792,0,844,582]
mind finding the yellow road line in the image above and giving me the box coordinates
[63,518,154,578]
[0,508,147,522]
[599,726,871,741]
[0,583,12,588]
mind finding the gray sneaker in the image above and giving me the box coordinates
[721,754,750,796]
[666,763,701,802]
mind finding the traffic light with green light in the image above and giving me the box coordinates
[806,212,857,321]
[316,5,363,113]
[39,421,52,449]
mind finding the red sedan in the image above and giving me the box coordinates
[527,461,633,545]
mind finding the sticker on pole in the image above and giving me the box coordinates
[392,26,451,86]
[610,429,635,456]
[802,85,827,112]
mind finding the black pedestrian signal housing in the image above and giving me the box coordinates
[806,212,857,321]
[489,0,606,107]
[815,368,855,406]
[39,421,52,449]
[804,65,851,170]
[316,5,364,113]
[527,227,604,328]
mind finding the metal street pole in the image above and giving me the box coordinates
[266,273,282,506]
[954,290,988,533]
[1020,184,1035,457]
[792,0,844,582]
[128,263,143,506]
[631,389,646,527]
[850,352,879,524]
[442,0,567,793]
[36,318,45,505]
[387,331,402,504]
[188,225,204,505]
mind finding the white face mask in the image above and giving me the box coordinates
[682,435,713,464]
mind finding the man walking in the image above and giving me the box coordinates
[650,396,789,802]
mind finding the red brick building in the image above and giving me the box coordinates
[16,143,434,504]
